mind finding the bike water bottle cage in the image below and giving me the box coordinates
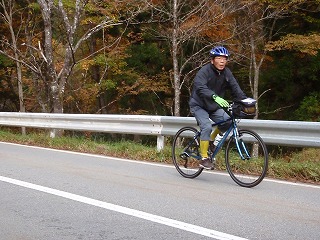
[232,98,257,118]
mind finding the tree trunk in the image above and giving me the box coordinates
[172,34,181,117]
[16,59,26,134]
[249,35,260,120]
[172,0,180,117]
[38,0,61,113]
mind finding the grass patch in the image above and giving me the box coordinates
[0,129,173,164]
[267,148,320,183]
[0,128,319,185]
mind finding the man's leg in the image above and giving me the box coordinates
[190,106,214,169]
[210,109,231,148]
[209,108,231,132]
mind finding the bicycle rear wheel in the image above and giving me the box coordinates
[172,127,203,178]
[225,129,268,188]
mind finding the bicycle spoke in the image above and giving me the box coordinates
[226,130,268,187]
[172,127,203,178]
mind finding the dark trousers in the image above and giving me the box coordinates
[190,106,231,141]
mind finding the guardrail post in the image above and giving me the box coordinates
[157,135,165,152]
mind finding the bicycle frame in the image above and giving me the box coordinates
[180,106,252,162]
[181,135,202,160]
[207,112,251,161]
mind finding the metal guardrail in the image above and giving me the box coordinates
[0,112,319,150]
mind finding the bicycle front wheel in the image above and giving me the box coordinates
[225,129,268,188]
[172,126,203,178]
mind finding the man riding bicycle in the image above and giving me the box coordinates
[189,46,247,170]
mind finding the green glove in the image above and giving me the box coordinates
[212,95,229,107]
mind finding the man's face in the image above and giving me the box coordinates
[211,56,228,71]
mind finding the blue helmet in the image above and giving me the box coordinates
[209,46,229,58]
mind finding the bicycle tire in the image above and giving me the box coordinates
[172,126,203,178]
[225,129,268,188]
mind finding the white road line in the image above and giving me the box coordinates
[1,141,319,189]
[0,175,248,240]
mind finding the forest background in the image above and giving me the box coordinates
[0,0,319,123]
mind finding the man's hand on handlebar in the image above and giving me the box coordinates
[212,94,230,108]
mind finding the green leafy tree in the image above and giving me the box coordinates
[0,55,18,111]
[124,42,172,114]
[259,52,320,120]
[259,0,320,120]
[294,92,320,121]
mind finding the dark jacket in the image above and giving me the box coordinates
[189,63,246,112]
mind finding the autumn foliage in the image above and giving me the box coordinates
[0,0,319,121]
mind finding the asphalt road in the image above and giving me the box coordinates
[0,142,319,240]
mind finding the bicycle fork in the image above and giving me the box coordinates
[233,127,251,160]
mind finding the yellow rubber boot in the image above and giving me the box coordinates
[200,140,209,159]
[210,128,220,141]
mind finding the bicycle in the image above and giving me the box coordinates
[172,99,268,188]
